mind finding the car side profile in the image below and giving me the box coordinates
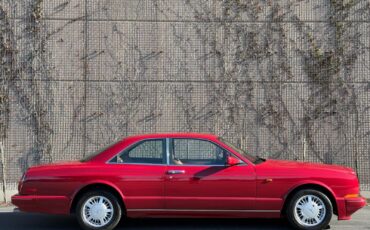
[12,133,366,230]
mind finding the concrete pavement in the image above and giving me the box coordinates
[0,206,369,230]
[1,190,368,229]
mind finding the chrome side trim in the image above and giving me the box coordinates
[127,209,280,213]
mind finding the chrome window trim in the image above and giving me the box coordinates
[165,138,170,165]
[108,162,245,167]
[168,137,246,166]
[106,137,247,167]
[165,164,245,167]
[105,138,166,165]
[108,162,167,166]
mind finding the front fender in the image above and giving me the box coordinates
[284,180,337,200]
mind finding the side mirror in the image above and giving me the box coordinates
[226,156,241,166]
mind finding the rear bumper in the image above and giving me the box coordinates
[337,196,367,220]
[11,194,70,215]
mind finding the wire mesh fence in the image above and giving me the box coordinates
[0,0,370,192]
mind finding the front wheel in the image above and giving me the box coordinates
[286,189,333,230]
[76,190,122,230]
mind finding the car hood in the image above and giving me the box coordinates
[261,159,354,173]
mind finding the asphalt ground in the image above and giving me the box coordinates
[0,206,369,230]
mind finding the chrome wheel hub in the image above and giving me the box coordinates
[294,195,326,227]
[82,196,114,227]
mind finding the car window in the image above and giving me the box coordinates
[81,140,121,162]
[112,139,165,164]
[170,139,227,165]
[218,137,258,163]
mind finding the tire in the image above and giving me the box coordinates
[286,189,332,230]
[76,190,122,230]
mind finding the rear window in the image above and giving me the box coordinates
[80,140,121,162]
[110,139,166,164]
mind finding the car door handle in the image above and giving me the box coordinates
[166,170,186,175]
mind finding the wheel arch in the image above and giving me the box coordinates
[282,182,338,216]
[70,181,126,214]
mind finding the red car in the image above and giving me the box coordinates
[12,133,366,230]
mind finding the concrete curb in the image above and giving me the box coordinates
[361,191,370,204]
[0,206,15,213]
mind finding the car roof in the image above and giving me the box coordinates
[87,133,221,163]
[122,132,218,141]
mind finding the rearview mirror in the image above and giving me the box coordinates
[226,156,241,166]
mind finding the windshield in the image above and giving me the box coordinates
[80,140,121,162]
[218,137,258,163]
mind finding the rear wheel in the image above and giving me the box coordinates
[76,190,122,230]
[286,189,332,230]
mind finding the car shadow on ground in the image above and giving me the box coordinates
[0,212,292,230]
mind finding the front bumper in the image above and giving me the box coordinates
[11,194,70,215]
[337,196,367,220]
[345,196,367,216]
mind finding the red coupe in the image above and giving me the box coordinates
[12,133,366,230]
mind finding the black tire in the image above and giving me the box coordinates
[76,190,122,230]
[286,189,332,230]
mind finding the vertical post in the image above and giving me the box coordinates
[303,136,307,161]
[82,0,88,157]
[0,141,7,203]
[0,0,8,203]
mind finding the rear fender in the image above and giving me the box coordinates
[70,180,125,210]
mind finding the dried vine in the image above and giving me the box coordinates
[155,0,368,169]
[5,0,55,171]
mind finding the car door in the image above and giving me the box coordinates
[108,138,167,211]
[165,138,256,211]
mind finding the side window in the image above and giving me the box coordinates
[170,139,227,165]
[113,139,165,164]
